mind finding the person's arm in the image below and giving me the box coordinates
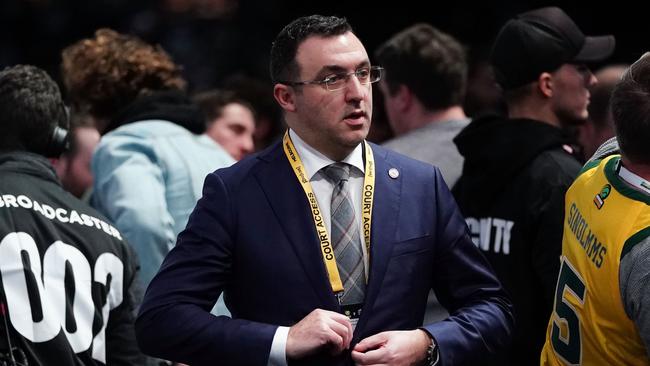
[529,156,581,311]
[91,133,176,286]
[425,169,513,364]
[620,234,650,354]
[529,183,566,310]
[354,167,513,365]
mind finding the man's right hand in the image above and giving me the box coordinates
[286,309,353,359]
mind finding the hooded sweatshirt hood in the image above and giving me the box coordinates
[106,90,205,135]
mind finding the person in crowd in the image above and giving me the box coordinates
[223,75,286,151]
[452,6,614,365]
[193,89,256,161]
[376,23,470,189]
[375,22,470,324]
[135,14,513,366]
[462,46,506,118]
[60,29,234,288]
[54,118,100,200]
[576,64,627,160]
[542,52,650,365]
[0,64,143,365]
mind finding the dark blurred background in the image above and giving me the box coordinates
[1,0,644,142]
[2,0,642,86]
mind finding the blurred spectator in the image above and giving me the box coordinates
[376,23,470,188]
[453,7,614,365]
[193,89,256,160]
[376,22,471,325]
[576,64,628,160]
[463,46,506,118]
[223,74,285,150]
[60,28,234,290]
[53,115,100,200]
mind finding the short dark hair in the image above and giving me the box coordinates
[375,23,467,110]
[0,65,68,155]
[270,15,352,84]
[611,54,650,164]
[193,90,256,127]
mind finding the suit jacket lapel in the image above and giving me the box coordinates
[355,144,401,337]
[254,143,339,310]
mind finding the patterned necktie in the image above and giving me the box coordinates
[322,162,365,305]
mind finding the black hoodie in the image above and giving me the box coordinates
[0,152,144,365]
[453,115,581,365]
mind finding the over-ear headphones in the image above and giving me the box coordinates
[45,125,70,157]
[42,104,71,158]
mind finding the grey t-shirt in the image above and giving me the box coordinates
[383,118,470,188]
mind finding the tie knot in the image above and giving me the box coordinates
[323,163,351,184]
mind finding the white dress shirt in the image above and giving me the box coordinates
[267,129,369,366]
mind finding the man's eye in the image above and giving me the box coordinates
[575,64,589,73]
[324,74,345,84]
[356,69,370,79]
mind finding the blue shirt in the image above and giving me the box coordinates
[91,120,234,287]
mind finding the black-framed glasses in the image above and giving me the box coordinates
[279,66,383,91]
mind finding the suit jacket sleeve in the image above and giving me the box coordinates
[135,172,277,366]
[422,169,514,365]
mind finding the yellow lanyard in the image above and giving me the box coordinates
[283,131,375,293]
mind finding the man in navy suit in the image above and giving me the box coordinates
[135,15,513,366]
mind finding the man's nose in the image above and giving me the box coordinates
[345,74,367,102]
[242,135,254,154]
[587,70,597,87]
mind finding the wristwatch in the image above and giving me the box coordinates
[424,335,439,366]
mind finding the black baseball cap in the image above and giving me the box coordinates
[491,7,615,90]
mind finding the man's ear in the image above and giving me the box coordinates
[51,156,67,179]
[273,84,297,112]
[538,72,554,98]
[395,84,413,112]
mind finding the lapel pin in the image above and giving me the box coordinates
[388,168,399,179]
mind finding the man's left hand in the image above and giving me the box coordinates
[351,329,431,366]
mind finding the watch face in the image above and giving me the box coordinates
[426,340,439,366]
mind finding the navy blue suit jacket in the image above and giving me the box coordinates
[136,141,513,366]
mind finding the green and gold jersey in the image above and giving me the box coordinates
[541,155,650,365]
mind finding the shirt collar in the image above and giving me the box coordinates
[289,129,365,180]
[617,160,650,195]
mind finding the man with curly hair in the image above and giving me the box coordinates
[61,29,234,289]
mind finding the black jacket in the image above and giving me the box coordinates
[0,152,144,365]
[453,116,581,365]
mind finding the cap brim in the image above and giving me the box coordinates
[574,35,615,63]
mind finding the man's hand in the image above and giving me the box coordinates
[351,329,431,366]
[286,309,353,359]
